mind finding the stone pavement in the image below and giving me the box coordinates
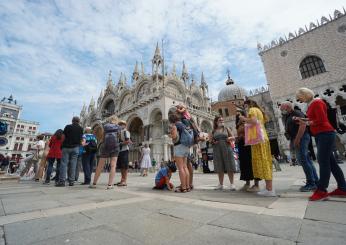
[0,163,345,245]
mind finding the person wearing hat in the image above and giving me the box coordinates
[115,120,131,187]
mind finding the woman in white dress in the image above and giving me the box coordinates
[140,144,151,177]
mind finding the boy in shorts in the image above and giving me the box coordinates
[153,162,177,191]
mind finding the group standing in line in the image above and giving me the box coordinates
[16,87,346,201]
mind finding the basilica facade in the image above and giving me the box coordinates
[80,44,214,163]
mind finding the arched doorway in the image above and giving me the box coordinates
[200,120,212,133]
[127,117,144,163]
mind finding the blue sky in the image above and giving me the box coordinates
[0,0,344,132]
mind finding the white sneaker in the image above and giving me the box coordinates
[230,184,236,191]
[257,189,276,197]
[106,185,114,190]
[238,184,250,192]
[214,184,224,190]
[246,185,260,192]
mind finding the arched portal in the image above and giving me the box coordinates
[200,120,212,133]
[127,117,144,163]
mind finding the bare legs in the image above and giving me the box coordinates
[217,171,234,185]
[92,157,117,186]
[175,156,189,190]
[186,161,193,188]
[265,180,273,191]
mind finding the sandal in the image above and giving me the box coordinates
[117,182,127,187]
[175,187,187,193]
[190,185,194,190]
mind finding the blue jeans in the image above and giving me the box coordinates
[59,147,79,184]
[45,158,61,183]
[82,153,95,184]
[294,132,318,186]
[315,131,346,192]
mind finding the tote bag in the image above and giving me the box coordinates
[244,121,265,146]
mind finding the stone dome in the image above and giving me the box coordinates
[218,76,247,101]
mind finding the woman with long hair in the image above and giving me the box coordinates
[295,88,346,201]
[89,115,120,189]
[239,100,275,196]
[44,129,64,184]
[168,112,190,193]
[210,116,236,191]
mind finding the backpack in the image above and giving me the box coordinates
[84,135,97,154]
[0,121,8,136]
[177,122,194,147]
[103,123,120,152]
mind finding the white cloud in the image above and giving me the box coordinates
[0,0,344,131]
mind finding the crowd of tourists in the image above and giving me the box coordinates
[14,87,346,201]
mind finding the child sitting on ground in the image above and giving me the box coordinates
[153,162,177,191]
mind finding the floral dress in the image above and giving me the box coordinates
[248,107,272,180]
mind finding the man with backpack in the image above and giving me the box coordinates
[115,120,131,187]
[89,115,120,189]
[280,102,319,192]
[56,117,83,187]
[81,127,97,185]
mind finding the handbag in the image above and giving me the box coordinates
[244,121,265,146]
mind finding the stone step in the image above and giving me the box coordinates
[0,175,20,184]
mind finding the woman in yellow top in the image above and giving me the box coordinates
[239,100,275,197]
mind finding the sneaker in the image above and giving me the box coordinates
[106,185,114,190]
[257,189,276,197]
[69,182,74,187]
[230,184,236,191]
[89,184,97,189]
[214,184,224,190]
[309,189,329,201]
[55,182,65,187]
[238,184,250,192]
[328,188,346,197]
[43,181,50,185]
[299,184,317,192]
[246,185,259,192]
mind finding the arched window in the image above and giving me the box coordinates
[299,56,326,79]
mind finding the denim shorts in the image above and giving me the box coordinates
[174,144,190,158]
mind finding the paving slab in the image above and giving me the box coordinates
[109,212,201,245]
[33,225,142,245]
[159,204,230,224]
[298,219,346,245]
[2,197,63,215]
[305,200,346,225]
[81,202,155,225]
[166,224,295,245]
[4,213,101,245]
[209,211,302,241]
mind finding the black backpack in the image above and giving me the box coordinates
[84,138,97,153]
[103,123,120,151]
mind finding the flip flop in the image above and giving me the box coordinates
[117,182,127,187]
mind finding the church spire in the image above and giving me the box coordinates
[141,62,145,75]
[118,72,125,86]
[181,61,189,83]
[200,72,208,97]
[132,61,139,82]
[171,63,176,76]
[152,42,163,75]
[107,70,113,88]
